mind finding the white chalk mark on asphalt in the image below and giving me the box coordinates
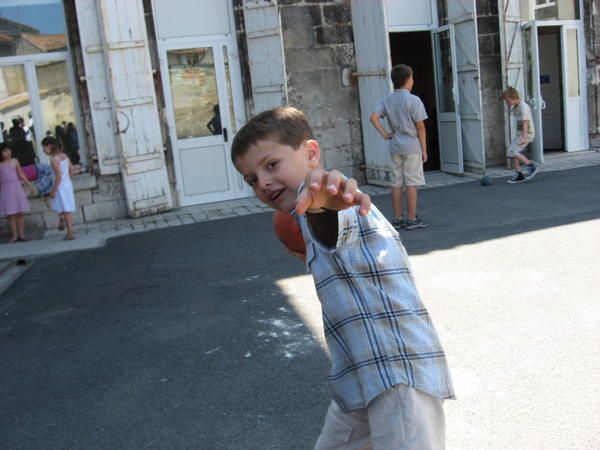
[244,351,252,358]
[204,347,221,355]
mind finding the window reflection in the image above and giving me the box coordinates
[0,64,35,165]
[0,1,67,57]
[435,32,455,113]
[168,47,222,139]
[35,60,79,164]
[534,0,579,20]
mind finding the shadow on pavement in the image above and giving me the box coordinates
[0,214,328,450]
[372,166,600,255]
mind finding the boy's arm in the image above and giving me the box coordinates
[415,120,428,163]
[369,112,392,140]
[520,120,529,144]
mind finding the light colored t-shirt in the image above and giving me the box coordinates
[374,89,428,155]
[511,101,535,142]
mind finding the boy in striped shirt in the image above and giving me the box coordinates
[232,107,454,449]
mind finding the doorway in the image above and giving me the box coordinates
[389,31,440,171]
[538,26,564,151]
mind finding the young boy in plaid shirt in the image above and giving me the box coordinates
[232,107,454,449]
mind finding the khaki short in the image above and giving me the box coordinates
[391,153,425,187]
[507,137,532,157]
[314,385,446,450]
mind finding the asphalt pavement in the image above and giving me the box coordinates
[1,166,599,449]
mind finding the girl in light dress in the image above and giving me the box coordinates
[0,143,32,243]
[41,136,76,240]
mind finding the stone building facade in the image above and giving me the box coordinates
[0,0,597,234]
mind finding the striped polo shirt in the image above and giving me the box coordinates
[296,203,455,413]
[374,89,428,155]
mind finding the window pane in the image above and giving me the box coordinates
[522,27,534,100]
[534,0,579,20]
[0,64,36,165]
[0,0,67,57]
[168,47,221,139]
[567,29,580,97]
[35,60,79,162]
[435,31,455,113]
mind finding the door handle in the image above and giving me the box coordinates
[223,127,228,142]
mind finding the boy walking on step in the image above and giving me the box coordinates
[503,87,539,184]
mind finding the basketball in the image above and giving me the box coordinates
[273,211,305,254]
[480,175,492,186]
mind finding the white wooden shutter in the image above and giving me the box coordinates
[243,0,288,114]
[499,0,525,146]
[351,0,393,186]
[448,0,486,171]
[95,0,173,217]
[75,0,120,174]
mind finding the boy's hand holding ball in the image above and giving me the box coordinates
[295,169,371,217]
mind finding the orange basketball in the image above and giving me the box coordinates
[273,211,305,254]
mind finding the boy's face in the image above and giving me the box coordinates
[504,96,519,107]
[406,75,414,91]
[234,138,321,213]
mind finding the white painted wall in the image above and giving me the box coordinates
[153,0,232,39]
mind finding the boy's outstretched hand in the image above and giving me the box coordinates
[295,169,371,216]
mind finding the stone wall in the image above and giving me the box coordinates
[584,0,600,148]
[278,0,364,181]
[476,0,506,167]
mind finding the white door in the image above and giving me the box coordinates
[160,40,250,206]
[350,0,393,186]
[447,0,485,171]
[561,22,588,151]
[432,26,463,174]
[522,21,544,163]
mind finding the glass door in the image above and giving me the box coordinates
[0,64,36,165]
[0,57,82,166]
[561,22,587,151]
[432,25,463,174]
[34,59,81,164]
[160,39,248,206]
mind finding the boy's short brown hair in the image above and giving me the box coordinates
[391,64,413,90]
[231,107,314,162]
[503,87,520,100]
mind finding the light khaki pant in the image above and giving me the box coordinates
[314,385,445,450]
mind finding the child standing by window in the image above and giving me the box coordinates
[0,143,32,243]
[41,136,76,240]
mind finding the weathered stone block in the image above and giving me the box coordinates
[324,4,351,25]
[83,200,127,223]
[25,212,44,228]
[315,25,353,45]
[286,47,335,74]
[29,197,49,214]
[42,211,60,228]
[92,175,125,203]
[72,174,98,191]
[75,190,93,207]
